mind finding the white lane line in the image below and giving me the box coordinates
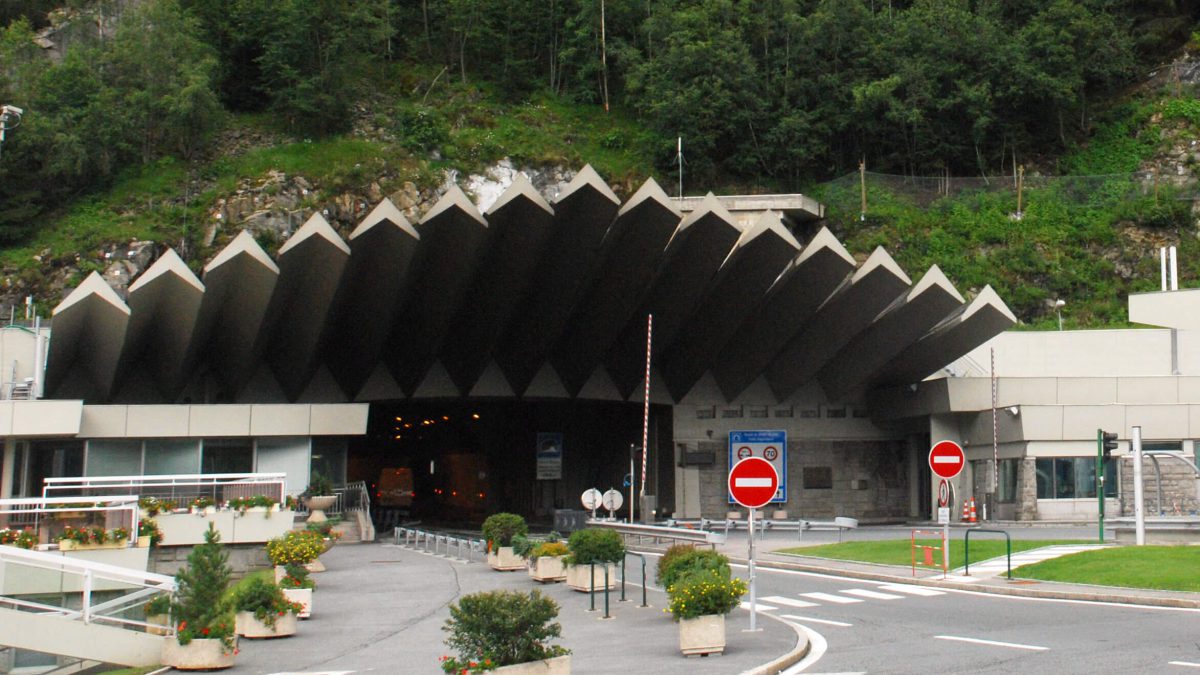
[761,595,820,608]
[800,592,863,604]
[1170,662,1200,668]
[841,588,904,600]
[934,635,1049,651]
[779,623,828,674]
[781,614,853,627]
[740,601,778,611]
[877,583,945,597]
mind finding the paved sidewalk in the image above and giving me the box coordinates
[230,542,803,674]
[954,543,1111,578]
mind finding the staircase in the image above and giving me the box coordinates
[0,546,175,667]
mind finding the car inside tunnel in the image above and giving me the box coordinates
[349,399,674,529]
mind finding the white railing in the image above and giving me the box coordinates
[0,545,175,633]
[43,473,287,506]
[0,495,140,544]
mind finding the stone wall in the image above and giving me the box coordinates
[1016,458,1039,521]
[696,438,910,521]
[1118,456,1200,516]
[149,543,272,579]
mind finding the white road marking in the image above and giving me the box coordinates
[934,635,1049,651]
[740,601,777,611]
[760,595,820,608]
[779,623,828,674]
[781,614,853,627]
[877,583,945,597]
[841,588,904,600]
[800,592,863,604]
[1169,662,1200,669]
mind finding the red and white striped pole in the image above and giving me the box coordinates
[640,314,652,513]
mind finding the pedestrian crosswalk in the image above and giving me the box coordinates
[741,583,946,613]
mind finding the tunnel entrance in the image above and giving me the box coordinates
[350,399,673,528]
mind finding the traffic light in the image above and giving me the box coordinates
[1101,431,1118,460]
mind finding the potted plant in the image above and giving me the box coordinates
[0,528,37,549]
[232,576,303,639]
[440,590,570,674]
[563,528,624,592]
[161,524,237,670]
[482,513,528,571]
[524,534,568,583]
[266,529,324,579]
[144,594,172,636]
[303,473,336,523]
[277,563,315,618]
[656,548,731,591]
[190,496,216,514]
[666,569,747,656]
[139,518,163,547]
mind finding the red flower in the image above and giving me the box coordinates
[201,627,210,635]
[178,620,187,631]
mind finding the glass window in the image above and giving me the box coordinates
[1036,457,1119,499]
[256,437,310,496]
[201,439,253,474]
[85,440,142,476]
[997,459,1018,503]
[28,441,84,496]
[310,437,347,486]
[1104,458,1118,497]
[1035,458,1053,499]
[1053,459,1075,498]
[144,439,200,475]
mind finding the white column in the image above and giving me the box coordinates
[1132,426,1145,546]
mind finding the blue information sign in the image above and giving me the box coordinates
[728,430,787,504]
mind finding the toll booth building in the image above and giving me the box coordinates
[1,170,1032,528]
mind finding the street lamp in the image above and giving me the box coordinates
[1055,299,1065,331]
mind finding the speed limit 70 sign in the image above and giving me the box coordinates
[728,430,787,504]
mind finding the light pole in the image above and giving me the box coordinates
[0,104,24,160]
[1055,299,1065,331]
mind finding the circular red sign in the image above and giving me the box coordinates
[728,457,779,509]
[928,440,965,479]
[736,446,752,460]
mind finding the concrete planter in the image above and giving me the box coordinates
[161,637,237,670]
[564,563,616,592]
[281,588,313,618]
[58,539,127,552]
[488,546,525,571]
[493,655,571,674]
[155,510,295,547]
[527,555,566,582]
[146,613,171,636]
[678,614,725,656]
[305,495,337,523]
[305,557,326,573]
[137,535,152,548]
[235,610,298,639]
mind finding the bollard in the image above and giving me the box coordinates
[619,557,628,602]
[603,565,611,619]
[588,563,596,612]
[639,555,648,608]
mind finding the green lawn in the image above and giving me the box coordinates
[776,539,1092,571]
[1012,545,1200,592]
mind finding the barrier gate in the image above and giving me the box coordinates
[910,528,947,578]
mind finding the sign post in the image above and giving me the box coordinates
[928,441,965,575]
[728,457,779,632]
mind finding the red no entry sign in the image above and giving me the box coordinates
[929,440,965,479]
[729,457,779,509]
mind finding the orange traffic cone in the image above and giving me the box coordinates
[962,500,970,521]
[967,498,978,523]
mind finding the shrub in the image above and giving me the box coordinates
[529,541,568,559]
[656,544,696,583]
[665,570,747,620]
[304,473,334,497]
[394,105,450,153]
[266,530,324,566]
[511,533,533,558]
[658,549,731,591]
[171,524,236,651]
[228,495,278,513]
[278,564,316,590]
[441,590,569,669]
[565,528,624,566]
[139,518,164,546]
[481,513,528,549]
[233,576,303,629]
[144,593,172,617]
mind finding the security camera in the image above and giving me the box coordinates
[1,105,23,116]
[1007,406,1019,416]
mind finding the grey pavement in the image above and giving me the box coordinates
[229,542,802,674]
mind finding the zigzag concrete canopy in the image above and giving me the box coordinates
[44,174,1014,405]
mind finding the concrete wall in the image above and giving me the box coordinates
[77,403,368,438]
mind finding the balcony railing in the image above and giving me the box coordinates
[43,473,287,507]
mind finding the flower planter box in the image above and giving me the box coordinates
[488,546,525,571]
[564,563,616,592]
[493,655,571,674]
[155,510,295,546]
[235,610,298,639]
[527,555,566,582]
[58,539,128,552]
[281,588,312,619]
[679,614,725,656]
[137,535,152,548]
[161,637,237,670]
[304,495,336,523]
[146,613,171,636]
[305,558,326,573]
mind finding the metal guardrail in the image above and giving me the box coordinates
[587,520,726,548]
[293,481,370,520]
[0,545,175,633]
[393,527,486,562]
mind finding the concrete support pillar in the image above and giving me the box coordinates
[907,435,922,519]
[1,437,14,499]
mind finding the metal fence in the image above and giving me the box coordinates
[42,473,286,507]
[393,527,486,562]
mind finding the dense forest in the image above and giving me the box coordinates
[0,0,1197,254]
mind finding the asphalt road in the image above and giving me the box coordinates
[736,562,1200,673]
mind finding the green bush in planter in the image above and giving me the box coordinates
[481,513,528,549]
[233,576,303,629]
[665,569,747,620]
[656,544,696,584]
[658,548,731,591]
[564,528,624,566]
[441,590,569,671]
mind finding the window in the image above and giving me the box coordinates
[85,440,142,476]
[825,407,846,419]
[748,405,768,419]
[202,439,253,474]
[695,407,715,420]
[145,439,200,475]
[773,406,794,418]
[803,466,833,489]
[1036,458,1117,499]
[997,459,1018,503]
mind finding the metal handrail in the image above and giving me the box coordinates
[621,552,650,608]
[393,527,485,563]
[0,495,140,542]
[587,520,726,548]
[964,528,1012,579]
[43,473,287,505]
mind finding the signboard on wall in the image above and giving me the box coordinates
[536,432,563,480]
[728,430,787,503]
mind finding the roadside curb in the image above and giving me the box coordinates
[734,554,1200,610]
[740,611,811,675]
